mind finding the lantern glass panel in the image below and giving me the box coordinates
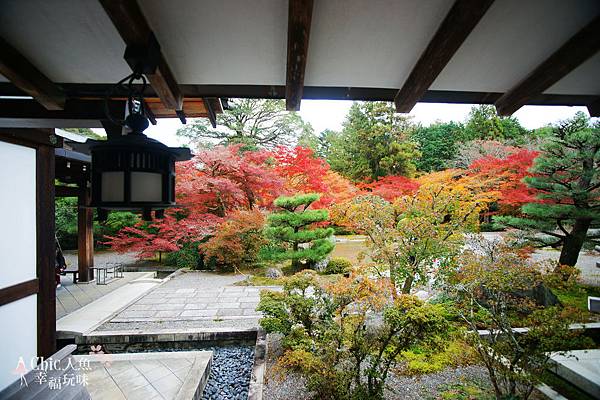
[131,171,162,202]
[101,171,124,202]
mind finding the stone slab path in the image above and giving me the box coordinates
[57,274,160,337]
[96,271,279,333]
[57,272,151,319]
[74,351,212,400]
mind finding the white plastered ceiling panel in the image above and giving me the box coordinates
[0,0,597,96]
[545,53,600,95]
[0,0,131,83]
[304,0,454,88]
[431,0,600,94]
[139,0,288,85]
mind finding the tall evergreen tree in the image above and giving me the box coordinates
[325,102,420,181]
[261,193,334,269]
[495,112,600,266]
[463,105,527,141]
[410,122,465,172]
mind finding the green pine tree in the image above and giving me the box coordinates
[495,112,600,266]
[261,193,334,270]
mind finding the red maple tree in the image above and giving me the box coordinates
[468,149,540,213]
[273,146,330,195]
[358,175,419,202]
[106,145,284,258]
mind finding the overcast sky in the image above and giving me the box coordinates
[110,101,592,147]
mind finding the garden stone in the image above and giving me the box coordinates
[496,283,560,307]
[265,267,283,278]
[314,257,329,272]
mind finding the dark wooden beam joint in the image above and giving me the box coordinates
[286,0,314,111]
[394,0,495,113]
[99,0,183,111]
[588,98,600,118]
[495,16,600,116]
[55,185,81,198]
[176,109,187,125]
[0,37,66,110]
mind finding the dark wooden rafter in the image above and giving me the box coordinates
[143,100,157,125]
[286,0,314,111]
[496,15,600,116]
[0,36,66,110]
[100,118,124,140]
[588,98,600,118]
[176,109,187,124]
[99,0,183,111]
[203,97,218,128]
[394,0,495,113]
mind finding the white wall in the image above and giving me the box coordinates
[0,141,37,390]
[0,296,38,389]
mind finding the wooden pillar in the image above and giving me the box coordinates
[36,145,56,358]
[77,187,94,282]
[0,129,61,361]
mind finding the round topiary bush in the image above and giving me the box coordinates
[322,257,352,275]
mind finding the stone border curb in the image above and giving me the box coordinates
[77,327,258,345]
[248,328,267,400]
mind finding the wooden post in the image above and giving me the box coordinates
[77,187,94,282]
[36,145,56,358]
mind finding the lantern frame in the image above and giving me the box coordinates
[89,133,186,211]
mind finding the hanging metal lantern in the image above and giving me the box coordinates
[88,69,191,220]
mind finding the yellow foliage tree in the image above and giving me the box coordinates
[332,169,498,295]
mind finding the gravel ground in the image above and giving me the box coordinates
[384,366,489,400]
[263,335,491,400]
[62,249,139,267]
[202,346,255,400]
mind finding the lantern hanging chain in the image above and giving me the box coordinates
[104,72,148,126]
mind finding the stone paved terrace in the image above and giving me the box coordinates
[96,271,279,332]
[57,272,153,319]
[74,351,212,400]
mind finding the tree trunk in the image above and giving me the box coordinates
[291,242,300,270]
[401,275,413,294]
[558,218,591,266]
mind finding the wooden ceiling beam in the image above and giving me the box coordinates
[0,36,66,110]
[99,0,183,111]
[394,0,495,113]
[0,99,125,129]
[286,0,314,111]
[496,16,600,116]
[588,98,600,118]
[394,0,494,113]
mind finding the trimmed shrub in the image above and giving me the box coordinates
[164,242,202,269]
[322,257,352,275]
